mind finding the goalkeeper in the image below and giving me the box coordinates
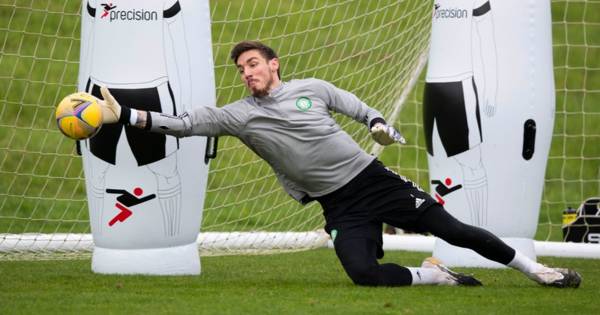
[96,40,580,288]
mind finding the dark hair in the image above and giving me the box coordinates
[230,40,280,78]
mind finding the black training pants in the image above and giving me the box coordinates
[333,204,516,286]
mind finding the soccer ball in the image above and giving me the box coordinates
[55,92,103,140]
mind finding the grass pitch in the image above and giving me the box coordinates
[0,249,597,315]
[0,2,598,314]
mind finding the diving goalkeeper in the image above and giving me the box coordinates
[95,40,580,288]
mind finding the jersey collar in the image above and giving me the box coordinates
[253,81,286,104]
[269,81,286,96]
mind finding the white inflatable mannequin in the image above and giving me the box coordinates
[77,0,216,274]
[424,0,555,267]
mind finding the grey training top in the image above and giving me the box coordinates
[149,78,384,203]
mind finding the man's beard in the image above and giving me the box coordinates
[251,76,274,98]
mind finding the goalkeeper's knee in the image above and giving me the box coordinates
[344,263,380,286]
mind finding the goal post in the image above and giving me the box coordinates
[1,0,598,260]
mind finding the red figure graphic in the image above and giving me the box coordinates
[106,187,156,227]
[431,177,463,205]
[100,3,116,18]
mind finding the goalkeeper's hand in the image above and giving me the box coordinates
[98,86,136,125]
[370,123,406,145]
[98,86,122,124]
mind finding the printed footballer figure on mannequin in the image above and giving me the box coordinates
[424,0,497,227]
[79,0,190,236]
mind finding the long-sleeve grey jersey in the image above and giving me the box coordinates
[148,78,384,203]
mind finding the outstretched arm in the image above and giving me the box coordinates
[318,80,406,145]
[132,110,149,129]
[96,87,246,138]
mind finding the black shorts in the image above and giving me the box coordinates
[87,81,178,166]
[316,159,437,256]
[423,78,482,157]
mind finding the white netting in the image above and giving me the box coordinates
[205,0,431,233]
[0,0,432,259]
[0,0,597,259]
[381,0,600,243]
[539,0,600,241]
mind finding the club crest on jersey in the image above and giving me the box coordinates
[295,97,312,112]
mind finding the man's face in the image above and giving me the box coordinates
[236,49,279,97]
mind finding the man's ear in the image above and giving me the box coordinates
[269,58,280,74]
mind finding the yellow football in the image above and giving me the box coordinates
[55,92,103,140]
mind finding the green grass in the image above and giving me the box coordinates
[0,2,597,314]
[0,249,597,315]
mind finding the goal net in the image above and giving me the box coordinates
[385,0,600,244]
[0,0,597,259]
